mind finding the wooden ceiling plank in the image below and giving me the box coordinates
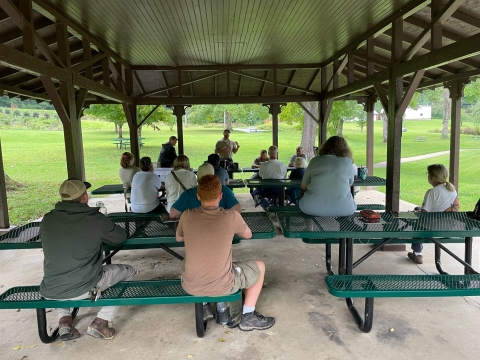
[319,0,429,68]
[161,71,171,97]
[449,8,480,28]
[231,70,319,95]
[282,70,297,96]
[399,0,466,62]
[133,70,145,95]
[140,70,225,98]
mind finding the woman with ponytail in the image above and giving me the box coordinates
[118,152,140,188]
[408,164,460,264]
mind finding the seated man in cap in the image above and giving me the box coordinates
[39,179,135,341]
[176,174,275,331]
[169,163,241,219]
[207,153,230,185]
[158,135,178,167]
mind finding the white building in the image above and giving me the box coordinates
[404,105,431,120]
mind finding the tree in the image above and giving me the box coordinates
[187,104,269,126]
[280,102,316,159]
[442,88,451,139]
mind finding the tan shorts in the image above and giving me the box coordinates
[227,260,261,294]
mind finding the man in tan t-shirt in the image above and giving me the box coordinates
[215,129,239,160]
[176,175,275,331]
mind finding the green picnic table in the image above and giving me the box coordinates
[111,137,145,149]
[276,210,480,332]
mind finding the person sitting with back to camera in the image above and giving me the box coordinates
[165,155,197,213]
[169,163,241,219]
[118,152,140,189]
[288,146,308,167]
[207,153,230,185]
[130,156,166,213]
[299,136,356,217]
[286,157,307,205]
[408,164,460,264]
[253,145,287,208]
[176,174,275,331]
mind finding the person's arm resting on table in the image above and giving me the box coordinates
[100,217,127,246]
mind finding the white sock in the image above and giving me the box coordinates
[414,252,422,256]
[243,305,255,314]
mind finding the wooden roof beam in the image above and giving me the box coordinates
[0,17,53,44]
[135,94,320,106]
[319,0,429,68]
[323,32,480,100]
[398,0,466,62]
[0,81,49,101]
[32,0,131,68]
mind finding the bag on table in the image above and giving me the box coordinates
[360,209,381,221]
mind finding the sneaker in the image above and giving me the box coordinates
[203,304,214,321]
[86,317,116,340]
[58,316,80,341]
[239,311,275,331]
[408,252,423,264]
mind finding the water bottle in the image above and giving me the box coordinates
[96,201,108,215]
[216,302,230,325]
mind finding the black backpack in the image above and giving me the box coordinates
[467,198,480,220]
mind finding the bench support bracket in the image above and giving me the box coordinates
[346,297,374,333]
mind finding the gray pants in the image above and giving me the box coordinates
[55,264,135,322]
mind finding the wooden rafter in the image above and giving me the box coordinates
[0,81,49,101]
[398,0,466,62]
[283,70,297,95]
[139,71,225,98]
[133,70,145,95]
[72,53,107,74]
[230,70,319,95]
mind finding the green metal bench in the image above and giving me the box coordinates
[325,274,480,332]
[0,279,241,343]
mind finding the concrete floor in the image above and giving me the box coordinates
[0,190,479,360]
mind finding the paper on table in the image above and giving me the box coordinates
[392,212,418,219]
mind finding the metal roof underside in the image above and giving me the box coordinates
[0,0,479,105]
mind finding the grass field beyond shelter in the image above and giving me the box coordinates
[1,119,479,225]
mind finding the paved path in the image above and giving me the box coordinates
[373,150,453,168]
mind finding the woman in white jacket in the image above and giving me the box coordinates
[165,155,197,213]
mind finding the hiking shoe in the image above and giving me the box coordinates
[408,252,423,264]
[239,311,275,331]
[58,316,80,341]
[203,304,214,321]
[86,317,116,340]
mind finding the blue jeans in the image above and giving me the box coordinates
[411,243,423,253]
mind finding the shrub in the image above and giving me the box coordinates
[13,109,20,116]
[5,108,11,114]
[460,127,480,135]
[23,112,30,117]
[32,112,40,118]
[0,108,3,113]
[44,113,50,119]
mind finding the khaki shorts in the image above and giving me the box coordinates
[227,260,261,294]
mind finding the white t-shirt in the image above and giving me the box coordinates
[130,171,162,213]
[165,169,197,212]
[118,165,140,188]
[421,184,458,212]
[259,159,287,179]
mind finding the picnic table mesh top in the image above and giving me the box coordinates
[352,176,386,186]
[91,184,126,194]
[277,211,480,238]
[326,274,480,297]
[0,212,275,246]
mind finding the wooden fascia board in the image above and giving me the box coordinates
[418,69,480,89]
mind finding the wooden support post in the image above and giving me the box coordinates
[172,106,187,155]
[123,103,139,163]
[319,67,330,145]
[269,103,280,147]
[445,79,469,189]
[385,17,404,212]
[0,139,10,228]
[365,96,376,175]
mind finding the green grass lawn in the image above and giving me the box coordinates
[1,119,479,225]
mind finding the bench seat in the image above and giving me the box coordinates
[0,279,241,342]
[326,274,480,298]
[325,274,480,332]
[268,204,385,213]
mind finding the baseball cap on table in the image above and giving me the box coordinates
[59,178,92,200]
[197,163,214,179]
